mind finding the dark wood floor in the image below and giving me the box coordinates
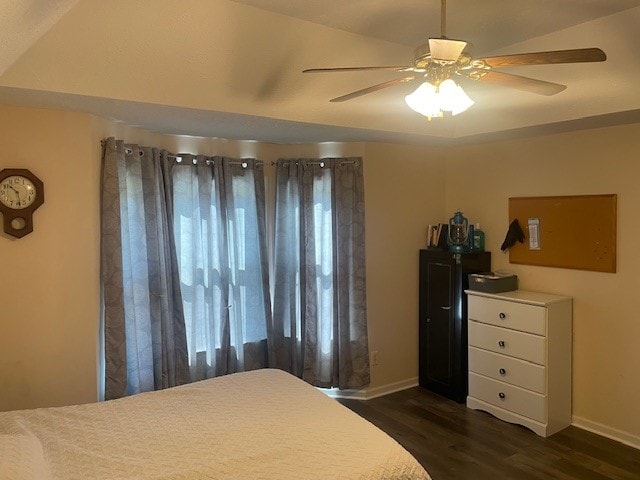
[339,387,640,480]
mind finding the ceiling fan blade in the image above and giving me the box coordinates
[477,48,606,67]
[303,66,414,73]
[464,70,566,96]
[330,76,416,102]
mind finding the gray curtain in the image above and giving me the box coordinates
[272,158,370,390]
[171,156,273,380]
[101,138,190,400]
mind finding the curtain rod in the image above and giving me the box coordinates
[174,158,259,168]
[272,160,358,167]
[103,140,353,167]
[119,147,260,167]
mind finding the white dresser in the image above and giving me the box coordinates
[465,289,572,437]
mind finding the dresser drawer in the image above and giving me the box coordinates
[468,295,546,335]
[468,346,546,393]
[469,372,546,423]
[469,321,546,364]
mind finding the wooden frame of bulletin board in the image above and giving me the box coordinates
[508,194,617,273]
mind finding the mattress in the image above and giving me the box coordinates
[0,369,430,480]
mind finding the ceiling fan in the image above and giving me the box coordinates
[303,0,606,117]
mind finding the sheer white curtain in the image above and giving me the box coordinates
[272,158,370,390]
[172,156,273,380]
[101,139,190,400]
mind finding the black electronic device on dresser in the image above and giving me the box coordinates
[419,250,491,402]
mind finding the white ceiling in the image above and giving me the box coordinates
[1,0,639,144]
[230,0,640,52]
[0,0,80,75]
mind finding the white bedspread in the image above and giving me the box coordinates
[0,369,430,479]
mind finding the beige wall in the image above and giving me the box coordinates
[1,103,638,446]
[0,104,444,409]
[0,104,104,410]
[444,124,640,444]
[362,142,446,388]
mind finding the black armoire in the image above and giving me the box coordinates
[419,249,490,402]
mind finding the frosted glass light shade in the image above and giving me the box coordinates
[404,82,442,118]
[438,79,475,115]
[405,79,474,118]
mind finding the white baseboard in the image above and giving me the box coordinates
[320,377,418,401]
[572,415,640,450]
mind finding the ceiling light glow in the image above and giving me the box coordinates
[405,79,474,119]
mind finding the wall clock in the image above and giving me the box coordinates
[0,168,45,238]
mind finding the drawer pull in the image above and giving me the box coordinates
[499,312,506,319]
[441,306,451,310]
[498,392,506,400]
[499,368,506,375]
[498,340,506,348]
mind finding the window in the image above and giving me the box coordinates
[172,158,271,380]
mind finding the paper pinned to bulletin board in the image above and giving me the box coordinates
[508,194,617,273]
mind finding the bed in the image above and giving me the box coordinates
[0,368,430,479]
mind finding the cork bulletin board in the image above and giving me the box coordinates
[508,194,617,273]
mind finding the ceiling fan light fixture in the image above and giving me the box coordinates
[405,79,474,118]
[303,0,606,112]
[428,38,467,62]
